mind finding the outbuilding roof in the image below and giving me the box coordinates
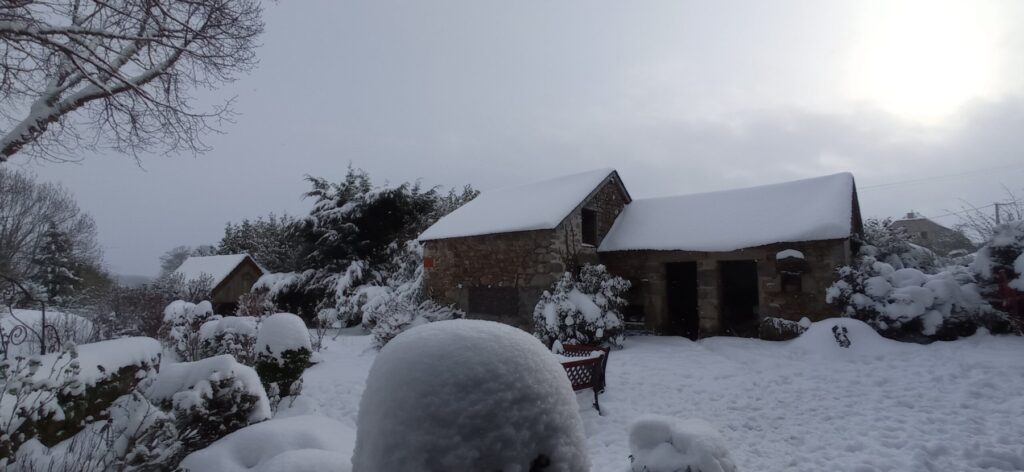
[418,168,628,241]
[173,254,259,289]
[598,172,859,252]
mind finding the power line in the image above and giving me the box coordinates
[922,203,996,220]
[859,163,1024,192]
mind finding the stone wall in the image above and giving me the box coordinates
[423,177,629,329]
[423,229,564,329]
[599,238,853,337]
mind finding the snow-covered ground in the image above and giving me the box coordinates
[292,322,1024,472]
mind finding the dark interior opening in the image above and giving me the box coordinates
[720,260,760,337]
[468,287,519,318]
[665,262,699,340]
[581,208,598,246]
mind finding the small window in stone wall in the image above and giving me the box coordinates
[581,208,598,246]
[781,272,802,293]
[468,287,519,317]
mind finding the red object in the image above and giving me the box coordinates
[996,270,1023,330]
[423,256,434,268]
[559,344,610,414]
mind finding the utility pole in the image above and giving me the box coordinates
[996,202,1001,225]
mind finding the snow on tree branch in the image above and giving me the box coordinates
[0,0,264,162]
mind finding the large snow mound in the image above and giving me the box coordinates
[351,319,589,471]
[180,415,355,472]
[629,415,737,472]
[600,172,855,252]
[788,318,906,358]
[174,254,255,288]
[256,313,312,360]
[146,354,271,422]
[419,168,617,240]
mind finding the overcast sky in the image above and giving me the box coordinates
[10,0,1024,277]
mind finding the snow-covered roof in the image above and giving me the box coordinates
[419,168,624,241]
[599,172,857,252]
[174,254,258,289]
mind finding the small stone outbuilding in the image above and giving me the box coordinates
[420,169,863,338]
[173,254,264,313]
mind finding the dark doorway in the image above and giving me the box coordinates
[719,260,760,337]
[665,262,699,340]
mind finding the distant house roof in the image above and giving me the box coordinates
[174,254,260,290]
[598,172,859,252]
[419,168,629,241]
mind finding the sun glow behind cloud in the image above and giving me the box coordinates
[846,0,1002,124]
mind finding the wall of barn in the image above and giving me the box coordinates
[599,238,852,337]
[423,178,629,329]
[211,259,264,313]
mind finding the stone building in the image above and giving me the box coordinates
[173,254,265,313]
[889,212,975,256]
[419,169,863,338]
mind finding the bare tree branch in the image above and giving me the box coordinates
[0,0,264,163]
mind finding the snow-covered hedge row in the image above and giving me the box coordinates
[533,264,630,348]
[10,352,272,470]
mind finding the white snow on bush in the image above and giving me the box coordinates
[827,260,992,336]
[36,337,161,387]
[252,271,307,297]
[200,316,259,341]
[351,319,589,471]
[180,415,355,472]
[776,249,805,260]
[163,300,214,324]
[419,168,616,240]
[629,415,737,472]
[600,172,855,252]
[1011,254,1024,291]
[146,354,270,422]
[256,313,311,360]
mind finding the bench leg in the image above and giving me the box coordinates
[593,388,601,415]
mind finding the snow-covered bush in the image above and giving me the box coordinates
[254,313,312,405]
[534,264,630,348]
[199,316,260,365]
[860,217,938,271]
[360,241,463,349]
[629,415,736,472]
[146,354,271,454]
[9,391,179,471]
[0,337,162,462]
[352,319,589,471]
[161,300,219,361]
[234,291,277,317]
[179,415,356,472]
[827,256,1005,340]
[972,222,1024,288]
